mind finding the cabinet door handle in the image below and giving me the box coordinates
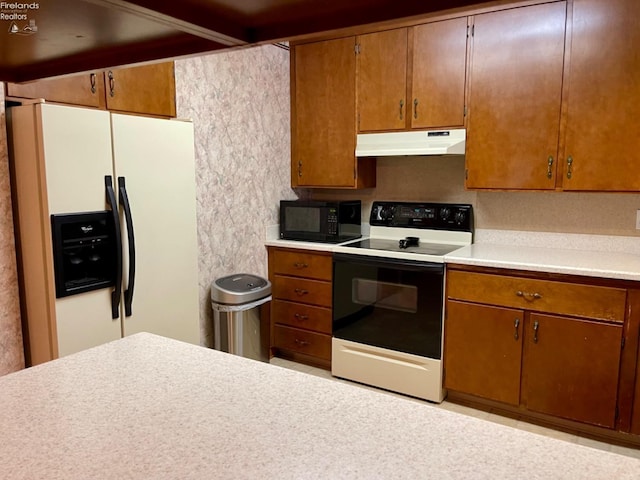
[514,318,520,340]
[108,70,115,97]
[533,320,539,343]
[294,338,310,346]
[399,99,404,120]
[293,262,308,269]
[516,291,542,301]
[294,313,309,321]
[90,73,97,94]
[413,98,419,119]
[547,156,554,179]
[294,288,309,296]
[566,156,573,179]
[297,160,302,178]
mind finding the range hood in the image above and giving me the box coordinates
[356,129,466,157]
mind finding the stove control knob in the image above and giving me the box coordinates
[439,207,451,221]
[380,206,395,222]
[454,211,466,225]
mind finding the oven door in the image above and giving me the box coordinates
[332,253,444,359]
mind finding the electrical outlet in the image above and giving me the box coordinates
[637,210,640,230]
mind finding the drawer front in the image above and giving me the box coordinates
[447,270,626,322]
[274,325,331,361]
[273,275,332,307]
[272,300,332,334]
[271,249,332,280]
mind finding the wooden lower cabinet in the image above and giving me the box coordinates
[444,265,640,443]
[522,313,622,429]
[444,301,523,406]
[268,247,333,369]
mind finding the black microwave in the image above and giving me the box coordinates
[279,200,362,243]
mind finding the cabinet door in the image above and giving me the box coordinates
[357,28,408,132]
[444,300,523,406]
[6,72,106,109]
[523,313,622,429]
[105,62,176,117]
[561,0,640,191]
[465,2,566,189]
[293,38,358,187]
[411,17,468,129]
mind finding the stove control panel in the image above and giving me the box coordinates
[370,201,473,232]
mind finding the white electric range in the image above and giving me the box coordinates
[331,201,473,403]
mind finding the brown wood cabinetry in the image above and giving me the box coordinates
[268,247,333,369]
[7,72,106,109]
[410,17,468,129]
[561,0,640,191]
[465,1,566,190]
[445,266,628,431]
[292,37,375,189]
[6,62,176,117]
[355,18,468,133]
[357,28,408,132]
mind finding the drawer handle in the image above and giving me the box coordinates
[516,291,542,301]
[294,288,309,296]
[514,318,520,340]
[533,320,539,343]
[294,338,310,347]
[294,313,309,321]
[293,262,309,269]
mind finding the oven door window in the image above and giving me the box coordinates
[333,255,444,359]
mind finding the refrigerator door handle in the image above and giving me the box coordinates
[118,176,136,317]
[105,175,122,320]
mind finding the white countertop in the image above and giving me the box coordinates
[445,229,640,281]
[445,243,640,281]
[267,226,640,281]
[1,333,639,479]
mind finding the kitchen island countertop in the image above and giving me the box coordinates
[1,332,639,479]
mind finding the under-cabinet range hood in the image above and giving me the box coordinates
[356,129,466,157]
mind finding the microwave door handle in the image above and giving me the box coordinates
[105,176,122,320]
[118,176,136,317]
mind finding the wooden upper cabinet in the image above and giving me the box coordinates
[411,17,468,129]
[356,28,408,132]
[465,2,566,190]
[6,62,176,117]
[561,0,640,191]
[104,62,176,117]
[6,72,106,109]
[522,313,623,429]
[292,37,375,188]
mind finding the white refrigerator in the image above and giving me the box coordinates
[8,103,200,365]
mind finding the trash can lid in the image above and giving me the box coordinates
[211,274,271,305]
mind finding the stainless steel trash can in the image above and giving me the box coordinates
[211,273,271,362]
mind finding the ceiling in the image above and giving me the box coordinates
[1,0,494,82]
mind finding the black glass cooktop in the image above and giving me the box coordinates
[343,238,462,256]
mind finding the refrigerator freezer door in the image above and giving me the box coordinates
[110,114,200,345]
[39,105,123,357]
[40,105,114,214]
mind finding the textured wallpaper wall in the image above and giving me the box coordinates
[311,156,640,237]
[175,44,295,346]
[0,84,25,375]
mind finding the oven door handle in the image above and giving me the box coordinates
[333,253,444,273]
